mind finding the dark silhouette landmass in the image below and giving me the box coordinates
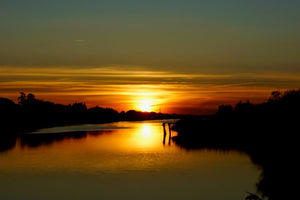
[172,89,300,200]
[0,92,180,134]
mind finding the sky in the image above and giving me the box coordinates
[1,0,300,114]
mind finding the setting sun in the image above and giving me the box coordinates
[139,99,153,112]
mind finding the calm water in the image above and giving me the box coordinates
[0,120,260,200]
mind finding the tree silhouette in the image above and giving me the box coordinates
[17,92,26,105]
[27,93,35,102]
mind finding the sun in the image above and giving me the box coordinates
[139,99,152,112]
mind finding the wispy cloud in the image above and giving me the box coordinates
[74,40,86,42]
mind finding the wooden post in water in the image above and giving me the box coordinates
[162,122,167,145]
[163,121,176,145]
[168,123,172,145]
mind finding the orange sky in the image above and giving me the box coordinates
[1,2,300,114]
[1,66,300,115]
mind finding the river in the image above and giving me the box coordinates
[0,120,260,200]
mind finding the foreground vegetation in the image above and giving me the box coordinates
[173,89,300,200]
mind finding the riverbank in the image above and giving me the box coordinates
[171,90,300,200]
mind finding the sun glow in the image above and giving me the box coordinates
[139,99,153,112]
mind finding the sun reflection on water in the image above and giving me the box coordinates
[0,120,261,200]
[141,124,151,138]
[128,123,161,149]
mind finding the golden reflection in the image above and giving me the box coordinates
[141,124,151,138]
[129,123,160,149]
[0,120,257,180]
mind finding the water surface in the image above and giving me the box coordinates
[0,120,260,200]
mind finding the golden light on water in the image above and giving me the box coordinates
[128,123,160,149]
[141,124,151,138]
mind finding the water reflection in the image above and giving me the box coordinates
[162,124,172,146]
[0,120,260,200]
[0,134,17,152]
[0,121,181,173]
[141,124,151,138]
[20,131,87,147]
[0,121,177,152]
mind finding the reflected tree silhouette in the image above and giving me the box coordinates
[19,130,113,148]
[0,134,17,152]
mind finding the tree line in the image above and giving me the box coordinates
[0,92,178,132]
[172,89,300,200]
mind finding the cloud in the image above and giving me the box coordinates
[74,40,86,42]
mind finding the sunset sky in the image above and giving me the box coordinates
[1,0,300,114]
